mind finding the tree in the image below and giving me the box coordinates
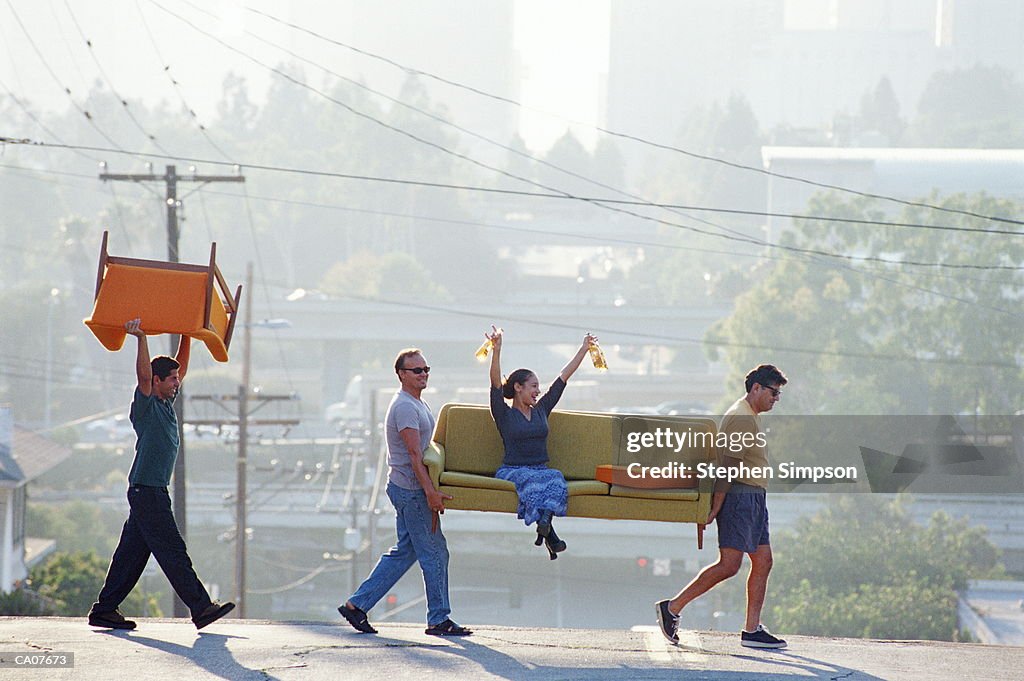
[625,95,765,308]
[705,191,1024,415]
[769,496,1001,640]
[908,65,1024,147]
[320,250,451,303]
[27,501,126,555]
[859,76,904,145]
[0,588,56,616]
[30,551,162,617]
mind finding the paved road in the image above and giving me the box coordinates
[0,618,1020,680]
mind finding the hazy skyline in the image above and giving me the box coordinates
[1,0,610,152]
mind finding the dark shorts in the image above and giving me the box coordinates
[717,483,770,554]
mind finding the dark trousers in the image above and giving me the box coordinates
[92,485,211,618]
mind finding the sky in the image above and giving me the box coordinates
[0,0,610,152]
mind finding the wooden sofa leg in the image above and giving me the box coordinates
[697,523,704,550]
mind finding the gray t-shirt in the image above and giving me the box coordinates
[386,389,436,490]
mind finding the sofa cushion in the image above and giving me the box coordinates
[616,415,718,469]
[547,411,621,480]
[442,406,505,475]
[440,471,609,496]
[567,480,611,496]
[441,471,516,491]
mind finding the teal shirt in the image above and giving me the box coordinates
[127,387,179,487]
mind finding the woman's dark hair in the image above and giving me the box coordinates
[502,368,536,399]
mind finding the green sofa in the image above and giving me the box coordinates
[423,404,718,547]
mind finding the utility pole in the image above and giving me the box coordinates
[189,284,296,618]
[236,263,254,618]
[100,163,244,616]
[189,393,298,618]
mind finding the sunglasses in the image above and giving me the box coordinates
[400,366,431,375]
[760,384,780,397]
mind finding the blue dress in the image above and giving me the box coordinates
[489,377,568,526]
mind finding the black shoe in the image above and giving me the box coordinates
[338,602,377,634]
[543,525,567,560]
[424,619,472,637]
[193,601,235,630]
[654,600,679,644]
[88,609,136,630]
[740,624,787,649]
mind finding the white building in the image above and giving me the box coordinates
[0,408,70,592]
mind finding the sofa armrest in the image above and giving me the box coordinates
[424,442,445,490]
[696,475,715,523]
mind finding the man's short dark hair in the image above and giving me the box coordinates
[151,355,180,381]
[745,364,788,393]
[394,348,423,374]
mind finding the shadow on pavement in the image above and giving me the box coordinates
[725,649,886,680]
[98,630,280,681]
[295,622,885,680]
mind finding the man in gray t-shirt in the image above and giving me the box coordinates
[386,388,436,489]
[338,348,471,637]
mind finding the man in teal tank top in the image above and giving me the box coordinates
[88,318,235,631]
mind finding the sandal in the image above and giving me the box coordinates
[424,619,473,637]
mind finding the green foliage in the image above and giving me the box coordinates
[26,501,126,555]
[29,551,162,617]
[34,449,131,493]
[705,191,1024,414]
[769,496,1002,640]
[0,587,56,616]
[319,250,452,302]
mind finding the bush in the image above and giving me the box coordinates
[0,587,56,616]
[29,551,162,617]
[769,496,1003,641]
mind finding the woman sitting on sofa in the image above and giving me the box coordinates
[484,326,597,559]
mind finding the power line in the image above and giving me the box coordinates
[146,0,1024,298]
[132,0,234,162]
[129,1,303,413]
[146,0,1024,260]
[3,159,1014,289]
[245,4,1024,230]
[180,0,762,253]
[4,0,134,155]
[0,75,100,163]
[0,163,1018,329]
[201,185,1019,289]
[6,136,1019,272]
[191,0,1013,322]
[318,291,1020,371]
[62,0,173,157]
